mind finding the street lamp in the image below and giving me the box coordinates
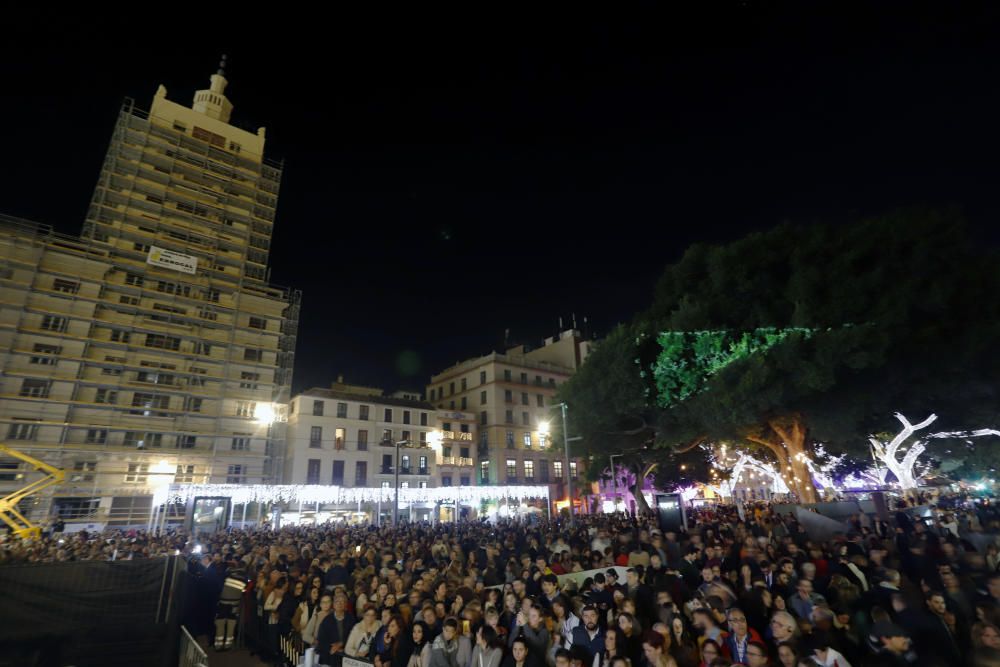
[609,453,623,514]
[540,402,580,523]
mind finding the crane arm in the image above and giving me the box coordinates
[0,444,65,539]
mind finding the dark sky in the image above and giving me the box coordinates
[2,4,999,393]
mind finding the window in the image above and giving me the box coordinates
[382,454,393,473]
[85,429,107,444]
[519,393,528,406]
[310,426,322,448]
[456,475,467,486]
[420,412,427,426]
[131,392,170,416]
[332,460,345,485]
[110,329,131,343]
[381,429,393,444]
[460,446,470,459]
[506,430,515,448]
[549,379,557,388]
[402,430,411,443]
[442,475,452,487]
[481,460,489,483]
[522,412,530,425]
[125,273,144,287]
[125,463,149,483]
[480,391,487,405]
[554,461,564,479]
[355,461,367,486]
[535,375,542,386]
[520,372,528,384]
[40,315,67,332]
[236,401,256,417]
[123,431,161,449]
[92,387,117,405]
[418,455,428,473]
[204,288,221,303]
[523,432,532,448]
[504,389,513,403]
[71,461,96,483]
[504,370,512,381]
[145,333,181,351]
[240,372,260,389]
[524,460,534,480]
[358,429,368,450]
[449,382,455,395]
[175,465,196,483]
[226,465,245,484]
[248,316,267,330]
[419,431,427,444]
[20,379,51,398]
[479,411,487,426]
[430,389,436,401]
[312,400,324,416]
[52,278,80,294]
[244,348,263,362]
[538,460,549,482]
[400,481,410,489]
[176,435,197,449]
[381,481,391,489]
[335,428,345,450]
[480,371,487,385]
[384,408,393,422]
[183,397,203,412]
[307,460,321,484]
[459,424,469,434]
[461,378,467,391]
[231,436,250,451]
[444,445,453,458]
[337,402,348,418]
[194,342,213,356]
[188,368,207,386]
[29,343,61,365]
[402,410,411,424]
[460,397,467,410]
[537,395,544,407]
[156,280,191,297]
[359,405,370,420]
[7,420,38,440]
[506,459,517,478]
[401,455,411,473]
[570,462,578,478]
[505,410,513,424]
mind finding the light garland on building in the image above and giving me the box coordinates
[165,484,551,506]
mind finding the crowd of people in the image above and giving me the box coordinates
[5,493,1000,667]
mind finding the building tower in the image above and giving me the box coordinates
[0,60,300,527]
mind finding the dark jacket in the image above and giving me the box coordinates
[318,612,357,665]
[570,625,605,663]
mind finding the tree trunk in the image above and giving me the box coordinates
[631,461,656,515]
[770,417,819,504]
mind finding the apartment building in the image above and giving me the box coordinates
[0,64,299,527]
[426,329,592,512]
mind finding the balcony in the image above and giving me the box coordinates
[439,457,475,467]
[380,465,393,474]
[418,467,429,475]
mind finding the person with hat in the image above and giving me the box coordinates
[863,621,914,667]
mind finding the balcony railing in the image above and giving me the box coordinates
[418,467,429,475]
[439,457,475,467]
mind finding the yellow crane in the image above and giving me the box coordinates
[0,444,64,539]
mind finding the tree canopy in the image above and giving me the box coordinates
[560,210,1000,502]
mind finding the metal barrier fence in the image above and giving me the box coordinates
[179,626,209,667]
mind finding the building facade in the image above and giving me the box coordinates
[426,329,592,513]
[284,379,440,522]
[0,66,299,528]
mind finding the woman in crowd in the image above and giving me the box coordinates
[407,620,432,667]
[376,614,414,667]
[502,637,540,667]
[617,613,643,667]
[552,596,580,651]
[642,630,678,667]
[472,625,504,667]
[698,639,722,667]
[594,627,625,667]
[295,585,321,635]
[671,617,700,667]
[775,641,799,667]
[347,604,383,658]
[302,592,334,648]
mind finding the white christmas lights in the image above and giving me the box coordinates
[165,484,551,506]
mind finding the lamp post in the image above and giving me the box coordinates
[541,402,580,523]
[609,453,623,514]
[393,439,408,526]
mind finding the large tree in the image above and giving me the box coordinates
[561,211,1000,504]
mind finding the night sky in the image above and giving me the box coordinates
[2,5,998,393]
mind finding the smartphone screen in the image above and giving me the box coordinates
[462,620,471,635]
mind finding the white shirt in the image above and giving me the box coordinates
[819,647,852,667]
